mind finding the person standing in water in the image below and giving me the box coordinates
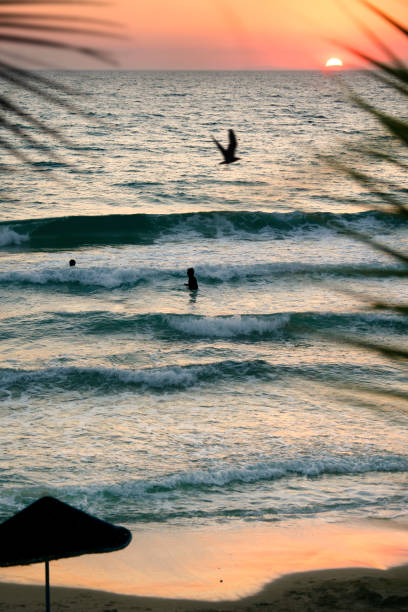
[185,267,198,290]
[69,259,76,267]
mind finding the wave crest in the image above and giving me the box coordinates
[0,261,405,289]
[2,454,407,523]
[1,209,404,249]
[0,360,272,394]
[4,311,407,341]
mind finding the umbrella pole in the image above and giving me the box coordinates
[45,559,50,612]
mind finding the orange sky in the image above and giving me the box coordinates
[8,0,408,69]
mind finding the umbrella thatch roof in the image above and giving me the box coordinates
[0,496,132,567]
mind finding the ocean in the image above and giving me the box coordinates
[1,70,407,538]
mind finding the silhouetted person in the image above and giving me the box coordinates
[185,267,198,291]
[69,259,76,267]
[212,129,240,164]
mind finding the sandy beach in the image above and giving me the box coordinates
[1,564,408,611]
[1,522,408,611]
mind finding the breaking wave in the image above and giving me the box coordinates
[3,311,407,341]
[2,454,407,523]
[0,209,405,249]
[0,261,405,289]
[0,360,400,396]
[0,360,273,394]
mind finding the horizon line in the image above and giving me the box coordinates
[32,67,371,72]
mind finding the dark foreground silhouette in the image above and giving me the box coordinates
[185,267,198,291]
[1,564,407,611]
[212,129,240,164]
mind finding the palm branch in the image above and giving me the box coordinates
[0,0,121,176]
[315,0,408,405]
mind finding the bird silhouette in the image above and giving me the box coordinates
[212,129,240,164]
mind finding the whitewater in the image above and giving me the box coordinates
[0,70,407,533]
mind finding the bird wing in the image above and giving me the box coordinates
[212,136,226,157]
[227,129,237,155]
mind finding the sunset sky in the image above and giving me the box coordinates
[10,0,408,69]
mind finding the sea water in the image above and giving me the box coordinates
[0,71,407,537]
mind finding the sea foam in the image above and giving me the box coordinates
[0,226,29,247]
[0,209,403,249]
[0,261,404,289]
[0,360,272,394]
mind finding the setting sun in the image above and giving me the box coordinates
[325,57,343,67]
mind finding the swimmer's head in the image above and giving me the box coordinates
[187,267,194,277]
[69,259,76,267]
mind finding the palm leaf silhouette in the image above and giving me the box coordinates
[0,0,121,174]
[316,0,408,405]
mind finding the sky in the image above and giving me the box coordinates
[6,0,408,70]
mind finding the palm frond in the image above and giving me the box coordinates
[312,2,408,404]
[0,0,121,176]
[337,0,406,68]
[360,0,408,39]
[346,145,408,171]
[333,286,408,315]
[369,69,408,97]
[325,333,408,362]
[322,156,408,217]
[348,93,408,147]
[0,1,106,6]
[0,12,118,26]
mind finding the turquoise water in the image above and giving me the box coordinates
[0,71,407,530]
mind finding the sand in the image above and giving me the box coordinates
[2,521,408,610]
[1,564,408,611]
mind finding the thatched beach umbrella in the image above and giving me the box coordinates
[0,496,132,612]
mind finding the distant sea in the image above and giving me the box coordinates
[1,71,407,533]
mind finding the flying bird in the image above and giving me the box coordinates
[212,129,240,164]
